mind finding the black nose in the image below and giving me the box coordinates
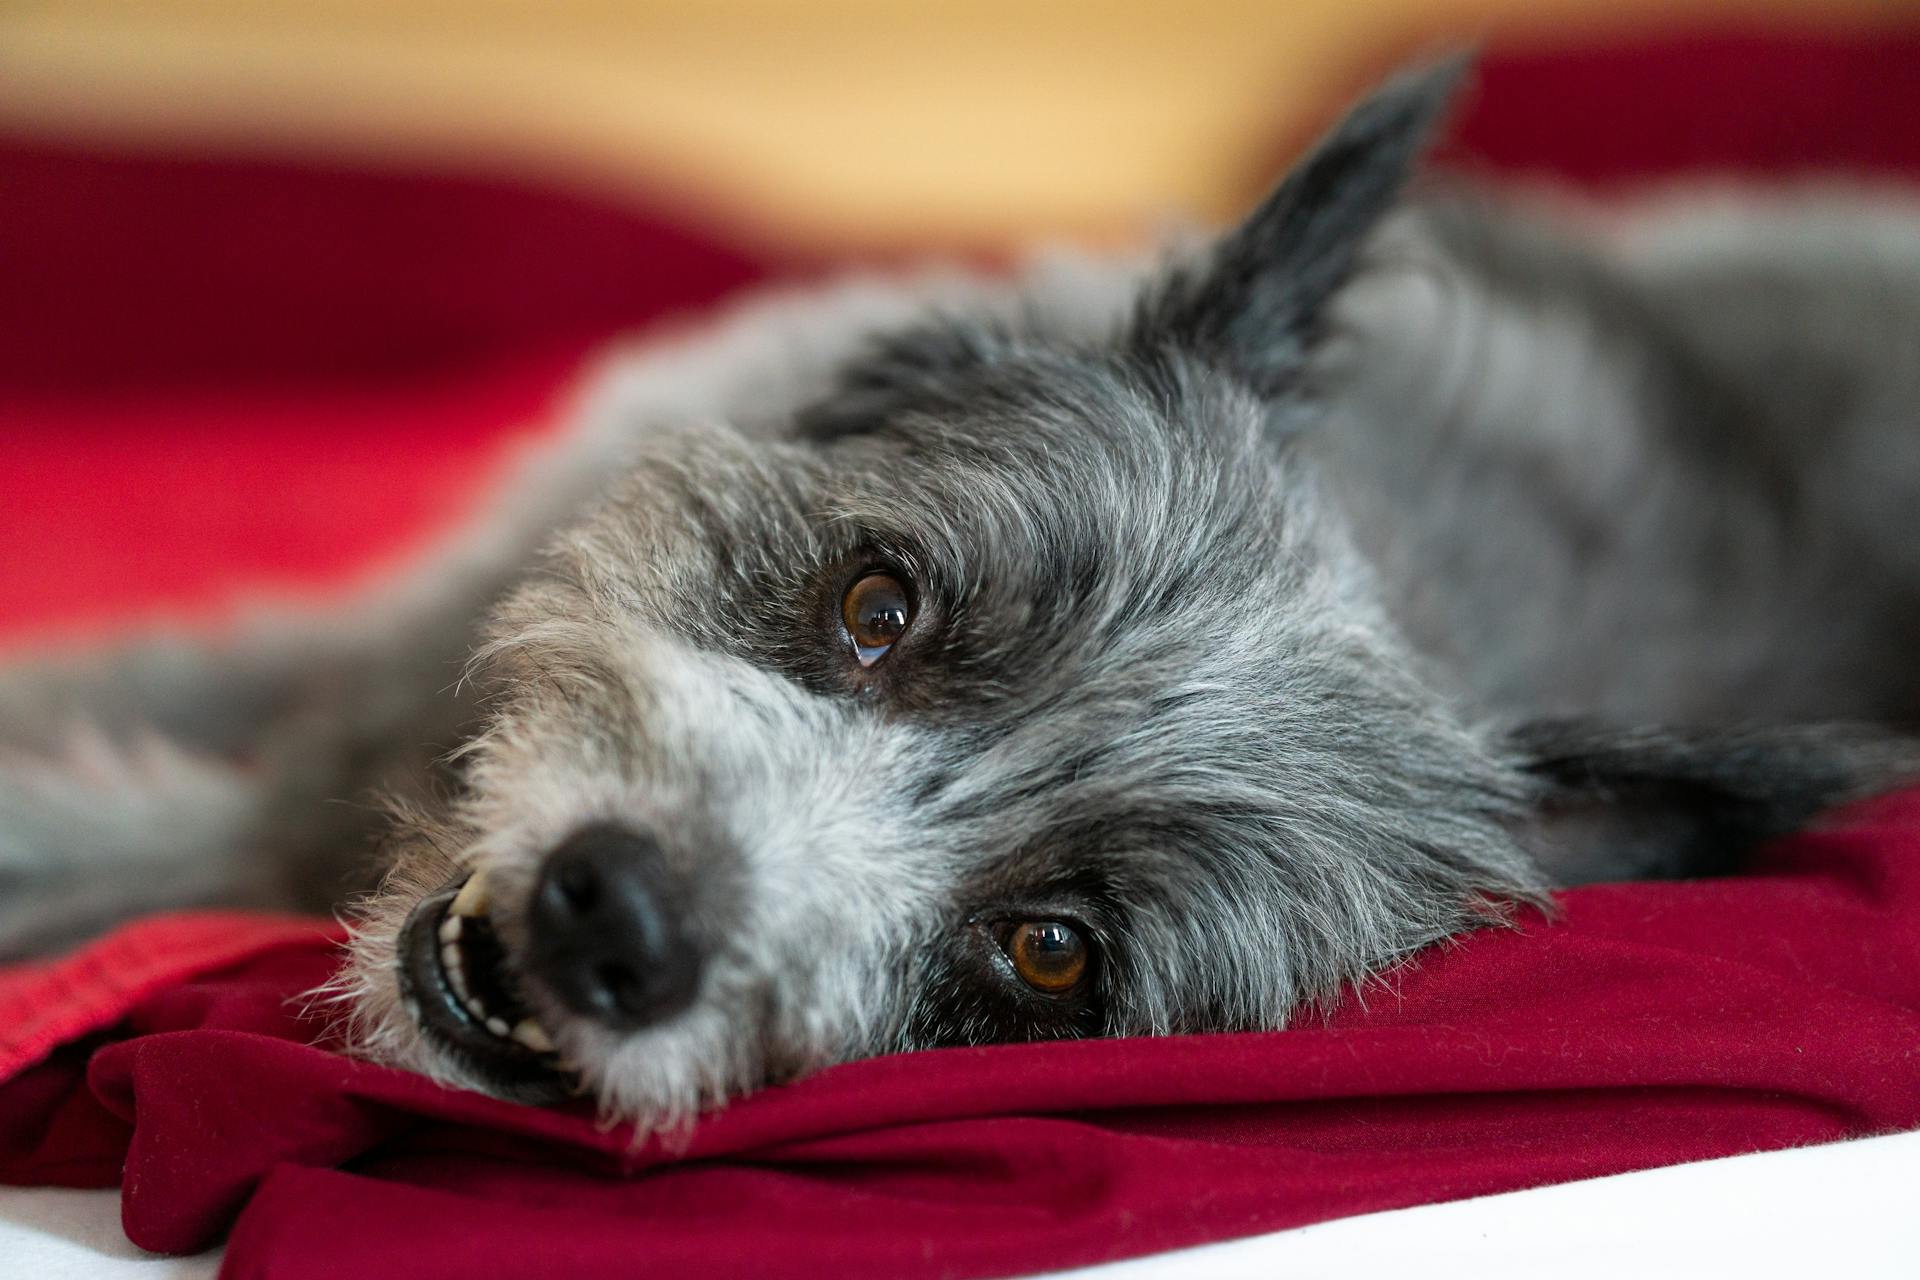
[526,824,702,1031]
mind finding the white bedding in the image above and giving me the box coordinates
[4,1129,1915,1278]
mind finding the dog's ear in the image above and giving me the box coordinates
[1132,56,1465,397]
[1508,719,1920,884]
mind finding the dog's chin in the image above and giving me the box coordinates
[394,875,578,1105]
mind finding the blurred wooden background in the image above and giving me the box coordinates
[0,0,1905,250]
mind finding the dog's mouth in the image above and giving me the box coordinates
[396,872,575,1102]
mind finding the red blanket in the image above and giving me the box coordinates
[4,29,1920,1279]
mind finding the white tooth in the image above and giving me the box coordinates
[449,870,491,918]
[485,1016,510,1037]
[448,966,471,1001]
[438,915,463,944]
[440,944,461,974]
[509,1019,555,1052]
[464,996,489,1021]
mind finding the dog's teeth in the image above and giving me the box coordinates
[509,1019,555,1053]
[437,915,463,944]
[449,870,491,918]
[464,995,490,1022]
[485,1016,511,1037]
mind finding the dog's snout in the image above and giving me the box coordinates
[527,824,702,1031]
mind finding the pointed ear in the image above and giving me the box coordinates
[1509,719,1920,884]
[1133,55,1467,396]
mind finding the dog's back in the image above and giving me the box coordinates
[1317,188,1920,731]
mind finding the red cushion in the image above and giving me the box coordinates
[3,26,1918,1279]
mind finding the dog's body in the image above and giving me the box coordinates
[3,66,1918,1125]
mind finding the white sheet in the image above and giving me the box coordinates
[4,1129,1916,1278]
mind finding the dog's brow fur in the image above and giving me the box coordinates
[3,62,1919,1130]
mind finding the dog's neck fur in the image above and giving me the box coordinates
[1314,191,1920,733]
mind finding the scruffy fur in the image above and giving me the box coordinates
[3,63,1918,1129]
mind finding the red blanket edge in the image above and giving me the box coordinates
[0,914,341,1085]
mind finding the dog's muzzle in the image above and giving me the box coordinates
[396,874,571,1101]
[396,823,705,1099]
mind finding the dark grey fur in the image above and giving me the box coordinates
[3,61,1918,1127]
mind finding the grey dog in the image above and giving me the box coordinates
[3,60,1918,1130]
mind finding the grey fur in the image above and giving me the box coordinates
[3,61,1918,1128]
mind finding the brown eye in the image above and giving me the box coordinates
[842,572,912,666]
[1005,920,1089,994]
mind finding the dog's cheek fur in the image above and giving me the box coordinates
[326,811,489,1090]
[960,620,1544,1041]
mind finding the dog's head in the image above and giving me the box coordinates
[336,61,1549,1125]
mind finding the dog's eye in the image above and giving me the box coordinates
[1004,920,1089,994]
[842,572,912,666]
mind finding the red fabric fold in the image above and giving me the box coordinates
[0,913,340,1084]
